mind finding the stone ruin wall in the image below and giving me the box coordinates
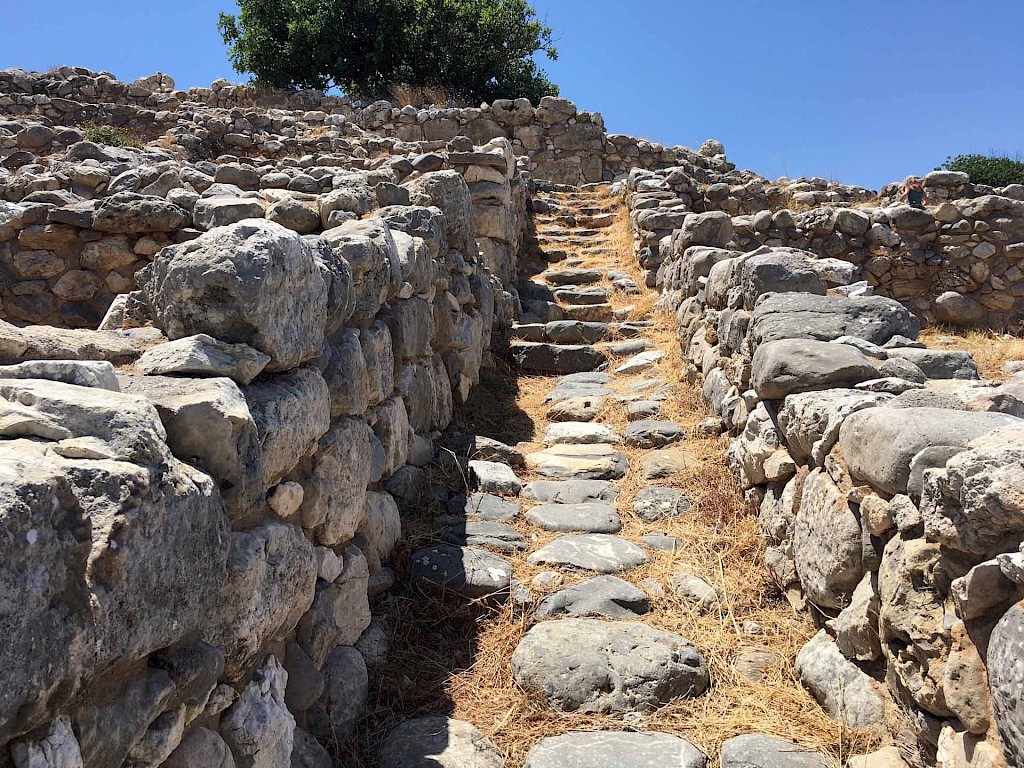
[0,69,539,766]
[623,175,1024,768]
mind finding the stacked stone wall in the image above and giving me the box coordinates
[624,181,1024,768]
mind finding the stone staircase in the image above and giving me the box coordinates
[385,184,843,767]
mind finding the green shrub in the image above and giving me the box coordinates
[938,153,1024,187]
[81,122,143,149]
[218,0,559,104]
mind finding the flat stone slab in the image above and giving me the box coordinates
[511,342,607,374]
[544,422,621,445]
[447,493,520,521]
[547,396,606,422]
[136,333,270,385]
[633,487,692,521]
[527,534,650,573]
[409,546,513,599]
[608,339,654,357]
[545,382,614,404]
[527,444,628,480]
[521,479,619,504]
[511,619,709,713]
[627,400,662,420]
[642,448,700,480]
[542,268,604,285]
[615,350,664,375]
[555,286,609,305]
[468,460,521,495]
[526,502,621,533]
[545,320,610,345]
[720,734,828,768]
[525,732,705,768]
[643,533,685,552]
[624,420,685,448]
[378,717,503,768]
[534,575,650,619]
[441,521,526,552]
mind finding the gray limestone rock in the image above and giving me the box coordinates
[888,348,979,380]
[524,732,705,768]
[521,479,619,505]
[469,461,522,495]
[527,443,628,480]
[510,342,607,374]
[623,420,685,448]
[748,293,920,349]
[633,487,692,521]
[751,339,878,400]
[534,575,650,619]
[512,619,709,714]
[140,219,327,372]
[795,630,885,730]
[988,603,1024,765]
[720,735,828,768]
[526,503,622,533]
[136,334,270,385]
[839,407,1021,495]
[544,421,621,445]
[378,717,503,768]
[527,535,650,574]
[409,546,513,598]
[0,360,119,390]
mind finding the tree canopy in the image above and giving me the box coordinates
[218,0,559,104]
[939,153,1024,188]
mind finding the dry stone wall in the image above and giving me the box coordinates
[624,181,1024,768]
[0,68,539,763]
[627,165,1024,330]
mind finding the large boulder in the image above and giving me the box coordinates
[0,380,229,743]
[511,619,709,714]
[321,217,401,324]
[838,407,1021,495]
[739,249,827,310]
[403,170,476,258]
[919,426,1024,558]
[92,192,190,233]
[751,339,878,400]
[793,469,864,609]
[989,603,1024,766]
[140,220,328,372]
[118,374,264,520]
[795,630,886,730]
[748,293,920,349]
[777,387,892,466]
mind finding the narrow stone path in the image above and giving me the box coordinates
[375,184,875,768]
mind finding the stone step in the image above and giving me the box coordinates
[509,342,607,374]
[623,420,686,448]
[561,303,614,323]
[409,546,513,599]
[540,268,605,285]
[533,575,651,619]
[526,443,628,480]
[543,421,621,445]
[440,520,526,552]
[553,286,609,305]
[524,733,705,768]
[521,478,619,504]
[526,502,622,533]
[544,372,615,404]
[614,349,665,375]
[527,535,649,573]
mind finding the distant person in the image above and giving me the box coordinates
[903,176,928,208]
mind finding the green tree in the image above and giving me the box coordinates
[218,0,559,103]
[938,153,1024,187]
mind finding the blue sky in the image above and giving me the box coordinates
[2,0,1021,190]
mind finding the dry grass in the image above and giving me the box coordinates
[387,83,453,108]
[356,186,880,768]
[918,327,1024,381]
